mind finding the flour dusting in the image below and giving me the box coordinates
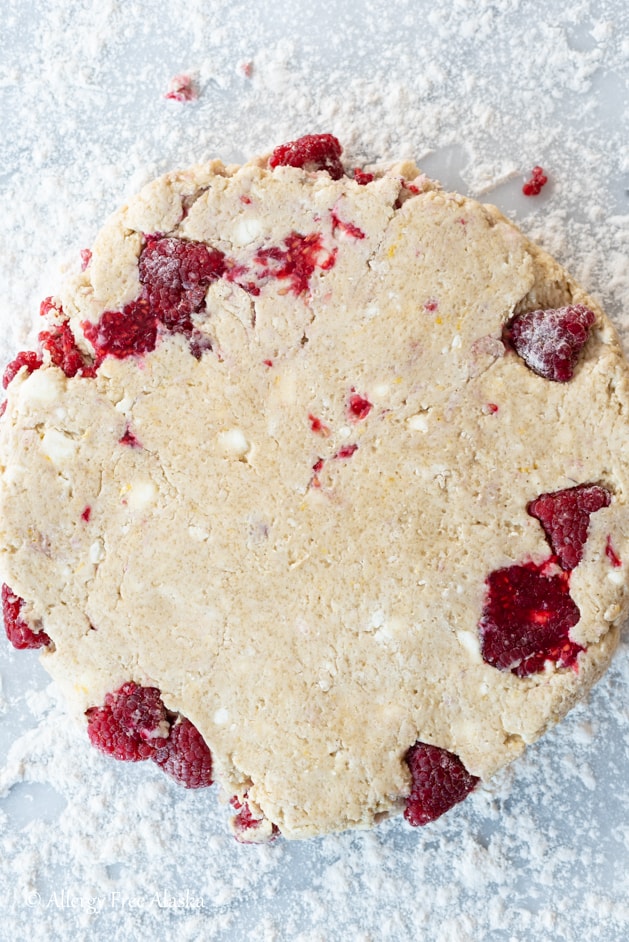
[1,0,629,939]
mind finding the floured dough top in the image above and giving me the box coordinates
[2,149,629,839]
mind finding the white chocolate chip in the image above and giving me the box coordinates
[41,427,77,463]
[217,428,250,457]
[213,707,229,725]
[127,479,157,510]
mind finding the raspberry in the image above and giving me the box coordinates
[478,561,582,677]
[80,248,92,270]
[404,742,479,826]
[606,535,622,568]
[86,681,169,761]
[330,212,365,240]
[230,795,280,843]
[353,168,374,185]
[165,74,198,102]
[522,165,548,196]
[138,236,226,333]
[152,717,213,788]
[528,483,611,570]
[255,231,336,295]
[82,298,158,361]
[269,134,344,180]
[39,322,96,379]
[119,426,142,448]
[2,584,51,650]
[2,350,43,389]
[334,443,358,459]
[348,392,372,421]
[504,305,595,382]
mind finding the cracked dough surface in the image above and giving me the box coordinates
[2,154,629,839]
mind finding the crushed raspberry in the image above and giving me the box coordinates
[504,305,595,382]
[331,212,365,240]
[522,165,548,196]
[83,298,158,362]
[2,584,51,650]
[404,742,479,826]
[119,426,142,448]
[3,351,43,388]
[80,248,92,271]
[0,401,6,419]
[353,168,374,185]
[348,392,372,421]
[139,236,226,333]
[334,443,358,460]
[269,133,344,180]
[86,681,169,761]
[485,403,499,414]
[424,299,438,312]
[528,484,611,570]
[478,561,582,676]
[81,506,92,522]
[152,717,213,788]
[255,231,336,295]
[606,535,622,568]
[39,322,96,379]
[309,413,331,437]
[230,795,280,843]
[39,296,58,317]
[165,73,198,102]
[263,359,273,367]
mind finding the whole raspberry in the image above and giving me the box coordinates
[528,483,612,570]
[86,681,169,761]
[478,561,583,676]
[139,236,226,332]
[269,134,344,180]
[2,584,51,650]
[2,350,43,389]
[504,305,595,382]
[404,742,479,826]
[152,717,213,788]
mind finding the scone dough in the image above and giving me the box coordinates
[2,151,629,839]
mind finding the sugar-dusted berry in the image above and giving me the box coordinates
[504,305,595,382]
[152,717,213,788]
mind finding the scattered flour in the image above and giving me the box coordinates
[1,0,628,939]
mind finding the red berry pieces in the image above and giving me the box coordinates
[2,351,43,389]
[81,506,92,522]
[152,717,213,788]
[269,134,344,180]
[605,535,622,568]
[139,236,226,333]
[165,73,198,102]
[80,248,92,270]
[2,584,51,650]
[334,443,358,460]
[348,392,372,421]
[353,168,374,185]
[255,231,336,295]
[404,742,479,826]
[39,322,96,379]
[86,681,169,761]
[309,413,331,437]
[119,426,142,448]
[478,562,582,677]
[230,795,280,843]
[522,165,548,196]
[330,212,365,240]
[504,305,595,382]
[528,483,612,571]
[83,298,158,362]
